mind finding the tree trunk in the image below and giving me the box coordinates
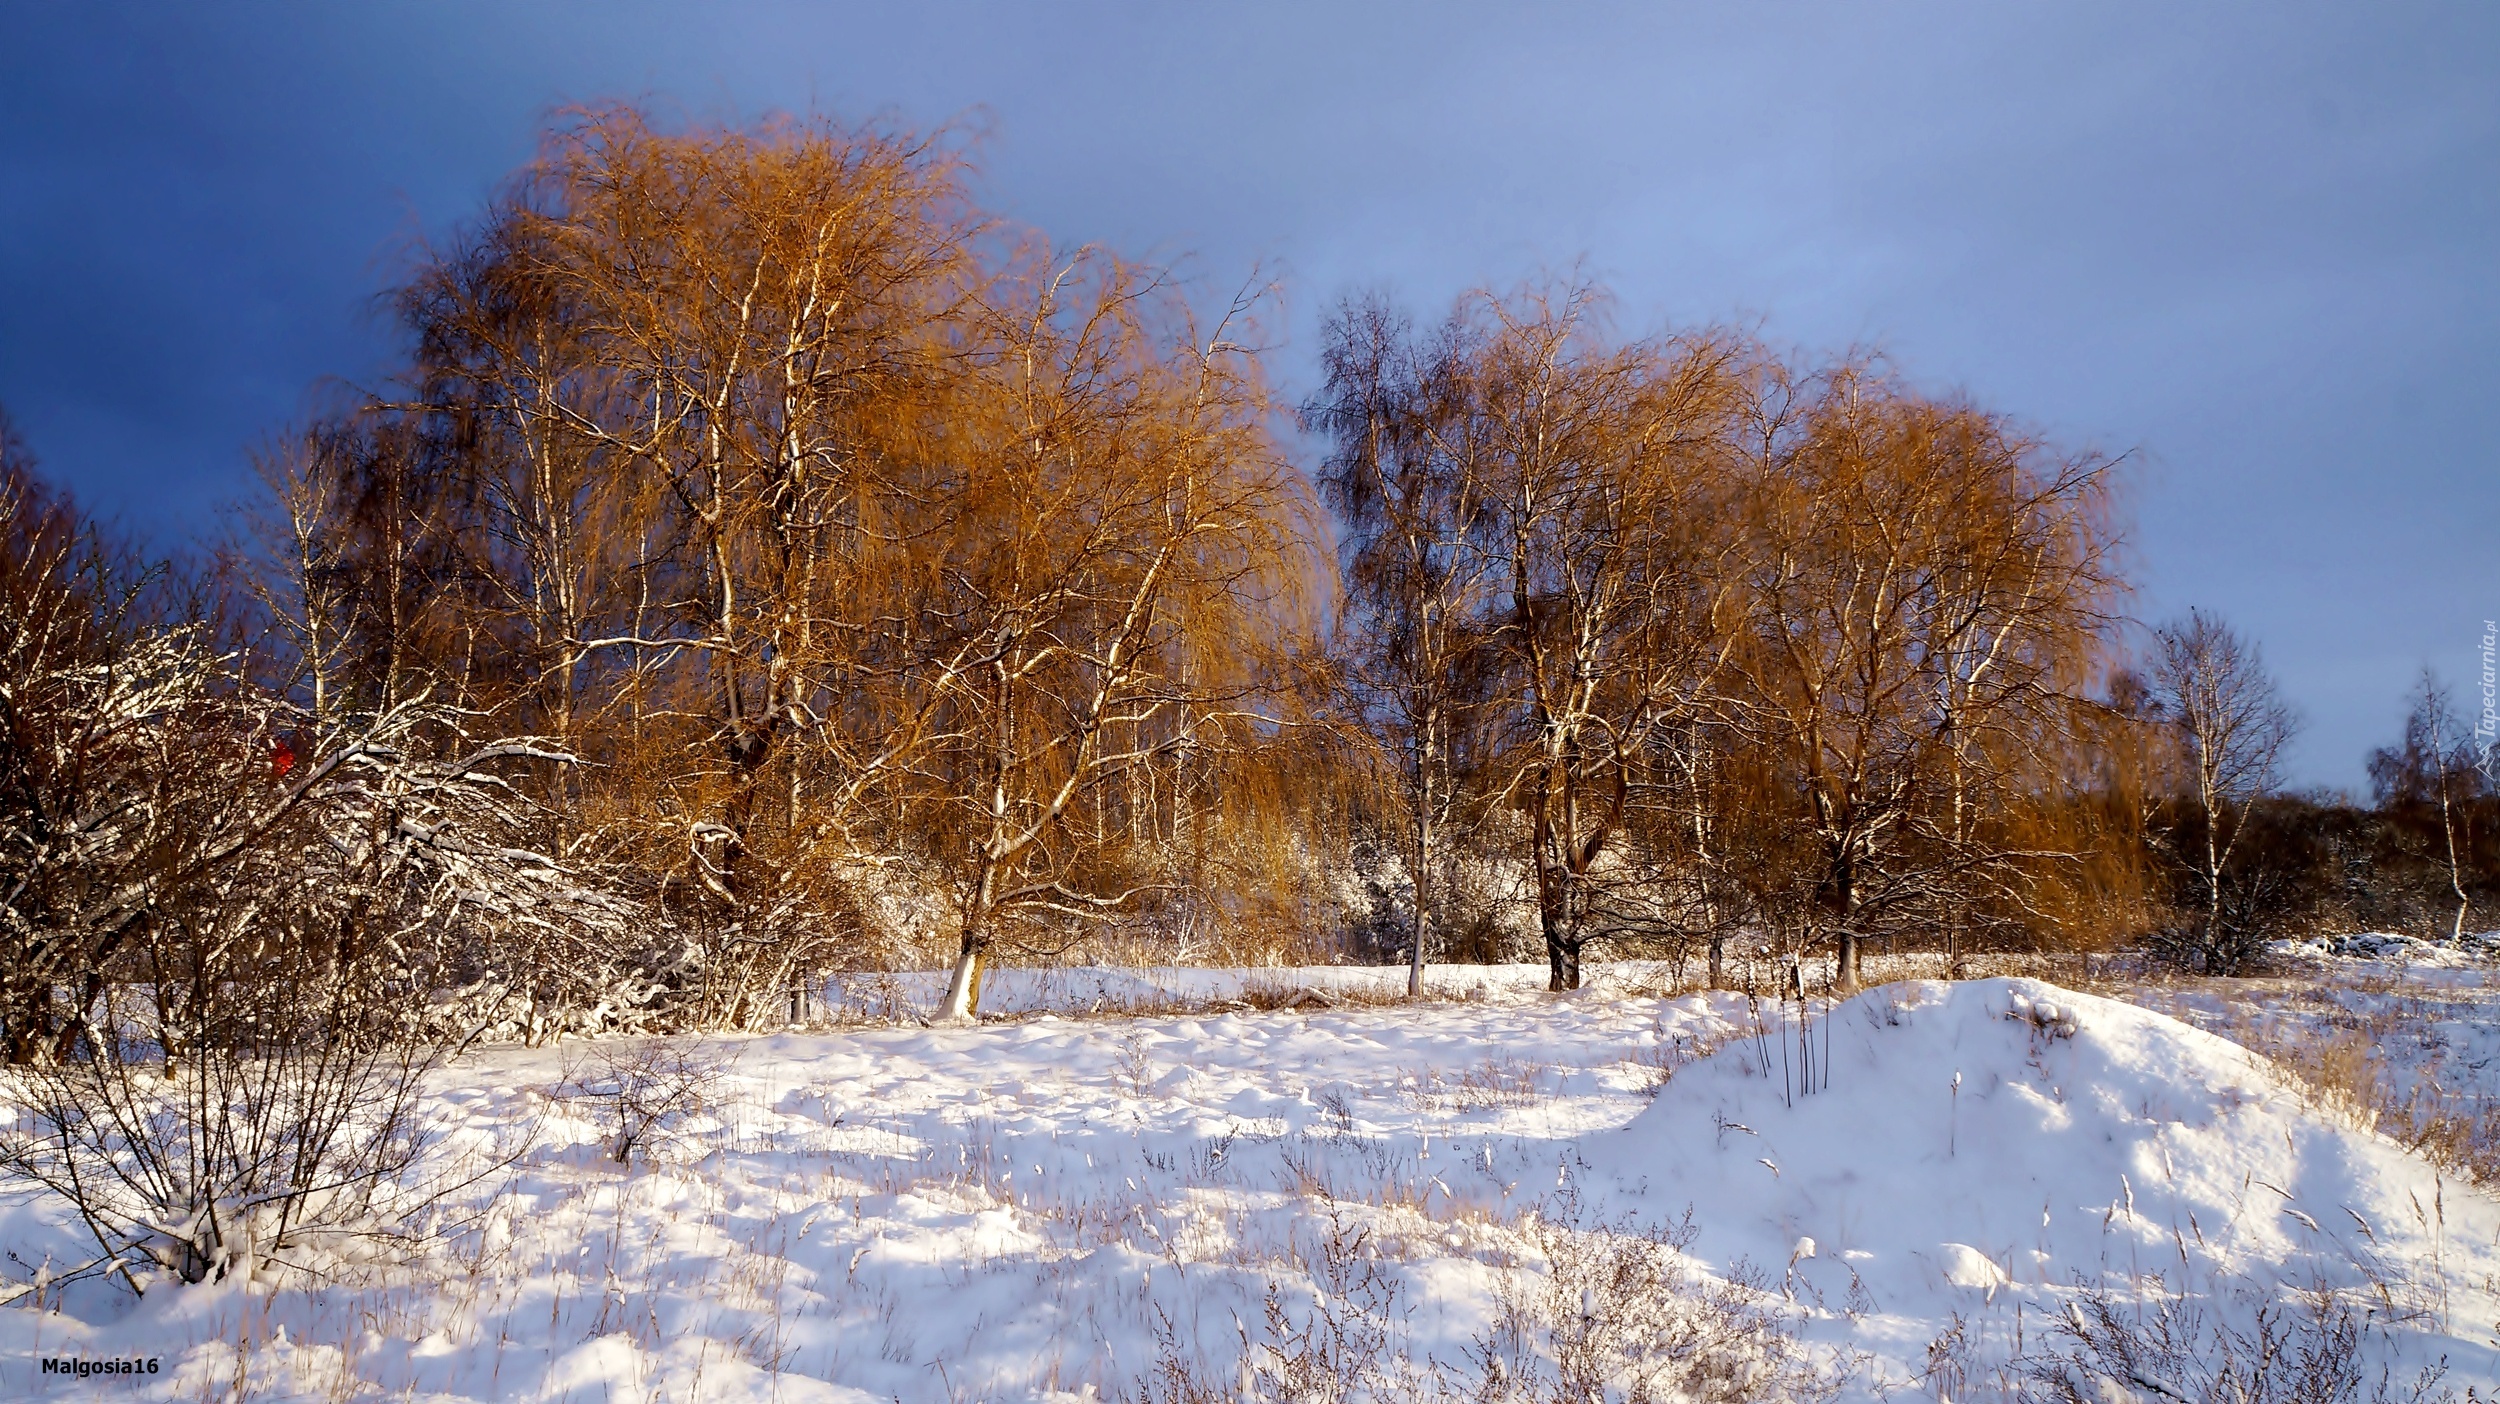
[2440,770,2469,942]
[2202,776,2226,970]
[941,882,992,1023]
[939,939,983,1023]
[1829,845,1863,992]
[1547,937,1581,992]
[1408,804,1431,998]
[1536,834,1581,991]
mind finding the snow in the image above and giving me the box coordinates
[820,961,1666,1019]
[1582,977,2500,1382]
[2274,929,2500,971]
[6,968,2500,1400]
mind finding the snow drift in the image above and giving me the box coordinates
[1586,977,2500,1373]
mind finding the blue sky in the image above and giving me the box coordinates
[3,2,2493,789]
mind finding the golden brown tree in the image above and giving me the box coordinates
[1463,286,1751,990]
[383,105,1001,1019]
[1730,365,2121,988]
[924,257,1315,1019]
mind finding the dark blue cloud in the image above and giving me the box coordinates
[2,1,2492,786]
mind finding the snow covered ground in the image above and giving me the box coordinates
[816,959,1631,1020]
[6,955,2500,1401]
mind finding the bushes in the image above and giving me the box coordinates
[547,1038,734,1164]
[1468,1206,1817,1404]
[0,972,463,1291]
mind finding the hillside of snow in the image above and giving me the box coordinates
[1587,978,2500,1387]
[4,968,2498,1400]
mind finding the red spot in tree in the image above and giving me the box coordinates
[271,736,296,780]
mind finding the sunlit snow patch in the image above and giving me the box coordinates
[1584,977,2500,1370]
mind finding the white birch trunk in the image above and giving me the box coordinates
[938,946,982,1024]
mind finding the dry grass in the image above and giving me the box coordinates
[2136,982,2500,1187]
[1129,1185,1828,1404]
[1402,1057,1552,1113]
[1623,1016,1732,1100]
[2257,1028,2500,1186]
[544,1038,738,1164]
[1466,1195,1828,1404]
[2015,1274,2459,1404]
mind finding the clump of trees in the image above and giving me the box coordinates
[6,105,1327,1050]
[4,99,2485,1068]
[1311,287,2129,991]
[2100,618,2498,974]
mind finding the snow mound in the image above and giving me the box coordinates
[1587,979,2500,1341]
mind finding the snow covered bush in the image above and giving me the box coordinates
[0,471,633,1289]
[0,679,587,1290]
[547,1038,735,1164]
[0,459,658,1060]
[1468,1201,1821,1404]
[0,981,453,1291]
[0,469,213,1063]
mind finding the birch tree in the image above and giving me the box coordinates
[1309,294,1501,996]
[2370,669,2478,941]
[2147,608,2297,972]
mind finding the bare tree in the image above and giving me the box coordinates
[1635,713,1784,988]
[1441,286,1754,991]
[2148,608,2297,970]
[2370,668,2478,941]
[1308,294,1502,995]
[395,199,634,752]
